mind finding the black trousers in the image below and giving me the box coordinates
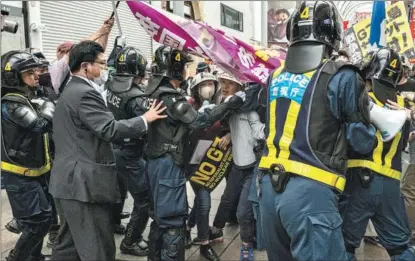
[51,199,115,261]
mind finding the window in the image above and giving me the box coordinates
[220,4,243,32]
[166,1,194,19]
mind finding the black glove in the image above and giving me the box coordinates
[38,99,55,121]
[226,95,244,109]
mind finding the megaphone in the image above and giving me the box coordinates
[370,101,407,142]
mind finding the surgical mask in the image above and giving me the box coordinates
[199,84,215,101]
[39,73,53,87]
[93,69,108,86]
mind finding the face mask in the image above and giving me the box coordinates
[93,69,108,86]
[199,84,215,101]
[39,73,53,87]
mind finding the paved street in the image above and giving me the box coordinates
[1,176,394,261]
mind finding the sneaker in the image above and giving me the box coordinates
[240,244,254,261]
[192,236,202,245]
[209,228,223,243]
[120,239,149,256]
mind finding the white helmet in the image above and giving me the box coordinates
[217,72,243,87]
[190,72,218,91]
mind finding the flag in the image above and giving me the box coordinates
[369,1,387,48]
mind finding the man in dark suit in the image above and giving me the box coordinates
[49,41,166,261]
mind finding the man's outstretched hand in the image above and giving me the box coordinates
[143,100,167,123]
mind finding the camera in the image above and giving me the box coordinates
[1,10,19,34]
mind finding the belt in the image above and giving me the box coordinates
[163,143,179,153]
[348,160,400,180]
[1,161,50,177]
[259,157,346,192]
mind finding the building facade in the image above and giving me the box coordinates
[1,1,263,63]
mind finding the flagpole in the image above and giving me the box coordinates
[261,1,268,47]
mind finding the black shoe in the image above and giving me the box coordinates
[185,230,192,249]
[5,219,21,234]
[120,239,149,256]
[47,225,60,248]
[200,244,220,261]
[114,224,126,234]
[6,249,17,261]
[209,228,224,243]
[120,212,131,220]
[28,254,50,261]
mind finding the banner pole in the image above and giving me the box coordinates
[261,1,268,47]
[111,0,123,36]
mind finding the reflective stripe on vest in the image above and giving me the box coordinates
[1,93,51,177]
[259,61,346,192]
[347,93,404,180]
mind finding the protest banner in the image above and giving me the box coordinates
[343,2,415,64]
[189,137,233,192]
[126,0,286,85]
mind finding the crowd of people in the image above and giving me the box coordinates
[2,1,415,261]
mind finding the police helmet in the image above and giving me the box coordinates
[196,62,211,73]
[152,45,171,75]
[287,1,342,51]
[33,52,50,68]
[167,49,193,81]
[362,47,403,88]
[1,50,43,88]
[115,46,148,78]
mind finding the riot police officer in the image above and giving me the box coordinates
[145,45,244,261]
[1,50,56,261]
[342,48,415,260]
[106,46,150,256]
[257,2,377,260]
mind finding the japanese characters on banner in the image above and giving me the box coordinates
[343,2,415,64]
[126,0,286,85]
[189,137,233,192]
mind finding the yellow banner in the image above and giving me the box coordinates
[345,2,415,63]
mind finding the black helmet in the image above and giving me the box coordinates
[196,62,210,73]
[115,46,148,78]
[166,49,193,81]
[32,52,49,68]
[287,1,342,51]
[362,47,403,88]
[152,45,171,75]
[1,50,43,88]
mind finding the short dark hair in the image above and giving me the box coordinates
[68,40,104,73]
[275,8,289,16]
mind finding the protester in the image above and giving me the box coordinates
[49,40,166,261]
[185,72,223,260]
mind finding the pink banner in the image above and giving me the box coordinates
[126,0,286,85]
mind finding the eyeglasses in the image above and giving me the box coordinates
[94,60,108,69]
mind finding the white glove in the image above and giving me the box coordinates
[401,92,415,102]
[198,100,216,113]
[234,91,246,102]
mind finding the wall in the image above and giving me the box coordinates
[202,1,262,43]
[1,1,26,55]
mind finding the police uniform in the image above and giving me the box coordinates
[106,46,150,256]
[257,2,377,260]
[145,46,243,261]
[342,48,415,260]
[1,51,55,261]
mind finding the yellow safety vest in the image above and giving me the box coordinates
[347,93,404,180]
[259,61,346,192]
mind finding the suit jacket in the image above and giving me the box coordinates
[49,76,147,203]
